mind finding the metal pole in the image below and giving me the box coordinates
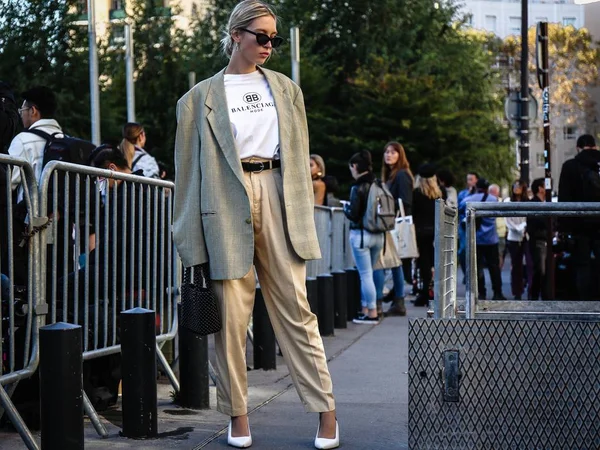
[290,27,300,86]
[519,0,529,184]
[538,21,554,298]
[87,0,101,145]
[120,307,157,438]
[188,71,196,90]
[125,23,135,122]
[177,326,210,409]
[253,287,276,370]
[39,323,84,450]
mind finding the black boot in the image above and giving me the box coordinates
[384,297,407,316]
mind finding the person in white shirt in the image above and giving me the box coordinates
[505,180,529,300]
[122,122,160,179]
[8,86,62,201]
[173,2,337,449]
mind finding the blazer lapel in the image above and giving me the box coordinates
[262,69,291,165]
[205,69,245,186]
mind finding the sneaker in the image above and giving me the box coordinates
[352,315,379,324]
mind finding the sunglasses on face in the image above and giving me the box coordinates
[240,28,284,48]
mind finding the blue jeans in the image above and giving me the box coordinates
[350,229,384,310]
[374,266,405,299]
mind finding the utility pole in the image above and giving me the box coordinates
[290,27,300,86]
[537,22,554,298]
[87,0,101,145]
[125,23,135,122]
[519,0,529,184]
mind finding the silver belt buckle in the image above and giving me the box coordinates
[254,161,265,173]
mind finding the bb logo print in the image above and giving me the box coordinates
[243,92,262,104]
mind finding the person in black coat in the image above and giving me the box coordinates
[379,141,414,316]
[558,134,600,300]
[526,178,549,300]
[412,164,446,306]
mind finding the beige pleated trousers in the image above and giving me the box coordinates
[212,163,336,417]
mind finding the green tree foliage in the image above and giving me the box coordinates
[0,0,514,187]
[502,24,600,134]
[0,0,91,138]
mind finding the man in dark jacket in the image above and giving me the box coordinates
[527,178,549,300]
[558,134,600,300]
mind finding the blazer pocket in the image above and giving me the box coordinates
[201,211,216,216]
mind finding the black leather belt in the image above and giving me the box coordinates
[241,160,281,173]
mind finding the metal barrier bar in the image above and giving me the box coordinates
[37,161,180,437]
[0,154,41,449]
[464,201,600,318]
[433,200,458,319]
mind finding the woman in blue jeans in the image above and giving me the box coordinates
[343,150,384,324]
[375,142,414,316]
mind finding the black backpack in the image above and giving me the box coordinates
[24,128,95,218]
[580,162,600,202]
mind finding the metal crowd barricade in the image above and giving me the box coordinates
[464,201,600,318]
[330,207,348,272]
[433,199,458,319]
[38,161,180,438]
[307,206,331,278]
[0,154,42,450]
[410,201,600,448]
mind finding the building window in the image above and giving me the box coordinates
[562,17,576,27]
[112,0,126,10]
[509,17,521,35]
[563,126,577,140]
[536,153,545,168]
[110,24,125,46]
[485,15,497,33]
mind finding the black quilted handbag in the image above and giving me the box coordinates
[179,264,222,336]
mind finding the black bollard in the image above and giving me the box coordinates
[346,268,361,321]
[40,322,83,450]
[253,287,276,370]
[332,271,348,329]
[306,277,319,316]
[178,318,209,409]
[120,307,157,438]
[317,274,335,336]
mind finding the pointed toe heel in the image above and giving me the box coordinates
[314,420,339,450]
[227,420,252,448]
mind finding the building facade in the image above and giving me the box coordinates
[461,0,590,185]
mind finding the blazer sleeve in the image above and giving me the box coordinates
[293,86,315,208]
[173,98,208,268]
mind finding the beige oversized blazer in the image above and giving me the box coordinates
[173,67,321,280]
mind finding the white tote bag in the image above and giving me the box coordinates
[391,199,419,259]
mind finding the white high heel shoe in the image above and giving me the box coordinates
[227,419,252,448]
[314,420,339,450]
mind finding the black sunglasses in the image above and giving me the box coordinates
[240,28,284,48]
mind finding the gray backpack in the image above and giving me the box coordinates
[362,179,396,232]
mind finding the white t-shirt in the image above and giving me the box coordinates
[224,71,280,160]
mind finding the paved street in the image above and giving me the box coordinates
[0,265,512,450]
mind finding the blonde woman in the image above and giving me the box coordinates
[310,154,327,205]
[122,122,160,178]
[411,164,446,306]
[173,1,338,448]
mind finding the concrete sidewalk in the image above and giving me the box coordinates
[0,263,512,450]
[0,300,419,450]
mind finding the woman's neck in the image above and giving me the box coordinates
[225,55,258,75]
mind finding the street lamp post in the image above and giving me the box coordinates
[519,0,529,184]
[87,0,101,145]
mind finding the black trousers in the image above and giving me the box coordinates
[528,239,548,300]
[476,244,503,299]
[416,235,434,299]
[572,235,600,300]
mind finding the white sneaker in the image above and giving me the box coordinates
[227,420,252,448]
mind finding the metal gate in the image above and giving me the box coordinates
[410,201,600,449]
